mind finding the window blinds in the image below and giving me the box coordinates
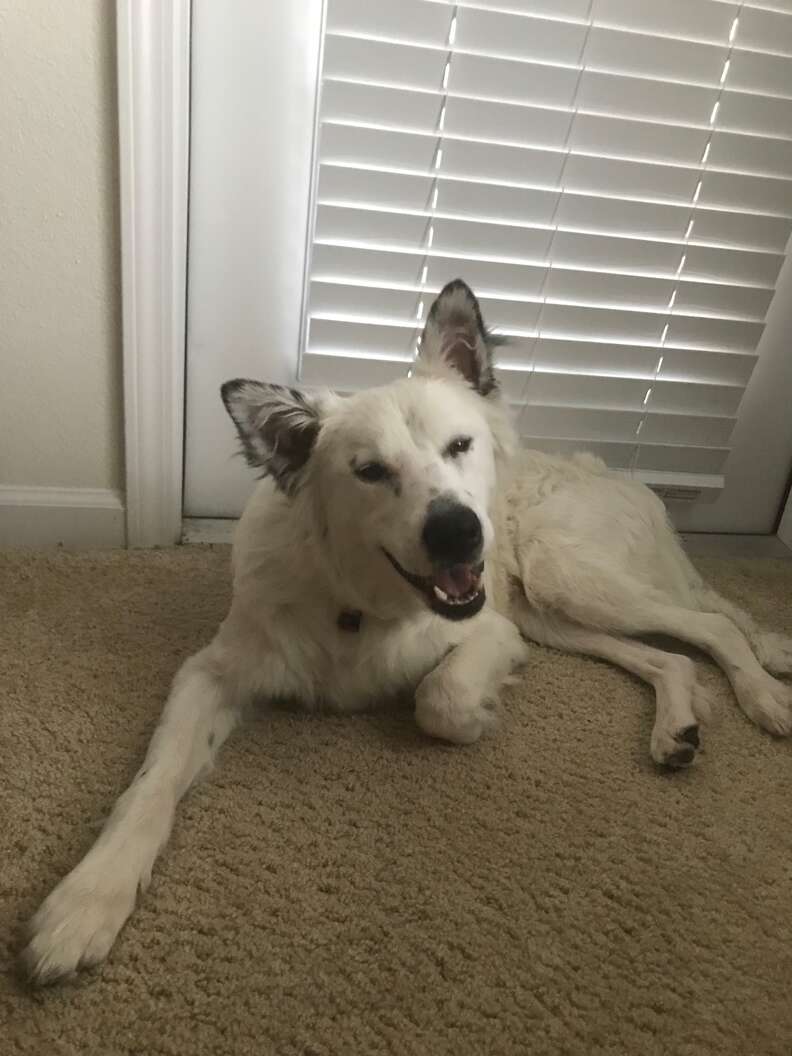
[300,0,792,490]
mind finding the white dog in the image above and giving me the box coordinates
[24,280,792,984]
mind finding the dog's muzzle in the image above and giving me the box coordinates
[382,549,486,621]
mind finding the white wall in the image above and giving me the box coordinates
[0,1,123,498]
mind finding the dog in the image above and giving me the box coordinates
[23,279,792,984]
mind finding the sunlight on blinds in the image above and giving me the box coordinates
[301,0,792,486]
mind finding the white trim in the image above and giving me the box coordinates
[615,470,724,504]
[672,247,792,533]
[117,0,191,547]
[681,533,792,559]
[182,517,792,558]
[778,489,792,550]
[183,0,324,517]
[182,517,235,545]
[298,0,329,377]
[0,487,125,548]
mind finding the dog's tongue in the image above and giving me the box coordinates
[435,564,478,598]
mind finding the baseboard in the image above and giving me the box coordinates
[0,486,126,548]
[180,518,792,558]
[681,532,792,558]
[181,517,235,544]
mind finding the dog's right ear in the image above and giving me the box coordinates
[221,379,324,495]
[417,279,499,396]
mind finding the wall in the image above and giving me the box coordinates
[0,0,123,540]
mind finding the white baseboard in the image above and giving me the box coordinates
[180,518,792,558]
[0,486,126,548]
[181,517,235,544]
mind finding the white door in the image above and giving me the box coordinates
[185,0,792,533]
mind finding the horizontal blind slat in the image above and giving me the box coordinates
[634,444,728,475]
[454,0,592,19]
[312,244,775,322]
[455,7,588,65]
[310,278,767,350]
[327,0,452,47]
[720,90,792,138]
[517,405,736,453]
[518,437,730,478]
[304,340,745,425]
[318,164,792,250]
[307,311,758,387]
[505,372,743,418]
[321,123,792,215]
[315,204,784,286]
[590,0,738,44]
[729,49,792,96]
[326,35,792,135]
[737,7,792,56]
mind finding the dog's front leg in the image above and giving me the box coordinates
[22,645,239,984]
[415,610,528,745]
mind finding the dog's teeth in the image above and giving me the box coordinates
[434,583,483,606]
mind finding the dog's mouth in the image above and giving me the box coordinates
[383,549,486,621]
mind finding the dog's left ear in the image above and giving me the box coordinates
[418,278,498,396]
[221,379,325,494]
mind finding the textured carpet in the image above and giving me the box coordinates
[2,547,792,1056]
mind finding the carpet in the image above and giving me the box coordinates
[1,546,792,1056]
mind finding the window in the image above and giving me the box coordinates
[301,0,792,491]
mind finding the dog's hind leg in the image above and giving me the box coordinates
[513,607,710,767]
[641,522,792,677]
[628,604,792,737]
[22,644,240,985]
[415,609,529,745]
[691,582,792,677]
[517,537,792,739]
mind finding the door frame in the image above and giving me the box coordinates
[117,0,190,547]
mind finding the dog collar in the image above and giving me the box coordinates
[337,609,362,632]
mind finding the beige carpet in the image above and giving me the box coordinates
[2,547,792,1056]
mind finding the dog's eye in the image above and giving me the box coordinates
[445,436,473,459]
[354,462,390,484]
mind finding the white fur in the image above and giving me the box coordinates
[24,286,792,985]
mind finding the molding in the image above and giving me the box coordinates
[681,532,792,559]
[182,517,235,545]
[778,489,792,550]
[117,0,191,546]
[181,518,792,557]
[614,469,724,504]
[673,249,792,533]
[0,487,125,548]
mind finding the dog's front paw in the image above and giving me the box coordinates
[415,675,495,745]
[22,862,137,985]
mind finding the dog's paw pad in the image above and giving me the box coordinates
[664,744,697,769]
[677,724,700,748]
[651,726,700,769]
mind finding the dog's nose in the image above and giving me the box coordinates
[422,499,483,565]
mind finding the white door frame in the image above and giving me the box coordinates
[779,489,792,549]
[117,0,190,547]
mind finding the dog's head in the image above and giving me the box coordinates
[222,280,515,621]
